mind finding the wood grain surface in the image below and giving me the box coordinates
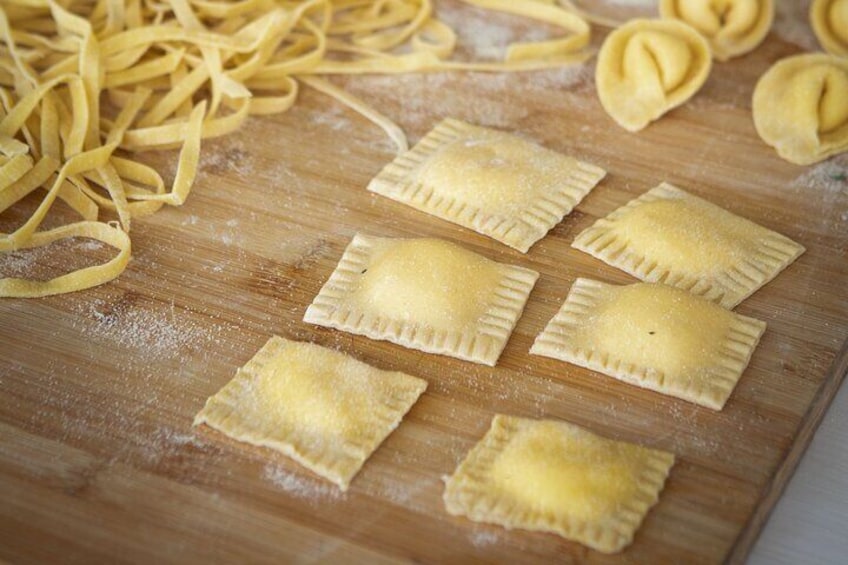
[2,3,847,563]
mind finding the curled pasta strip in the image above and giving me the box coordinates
[1,0,592,297]
[0,221,131,298]
[557,0,627,28]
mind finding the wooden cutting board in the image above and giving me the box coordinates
[1,5,847,564]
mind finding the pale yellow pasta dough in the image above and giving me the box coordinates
[753,53,848,165]
[368,119,606,252]
[303,234,538,366]
[443,415,674,553]
[660,0,774,61]
[595,18,712,131]
[1,0,593,297]
[194,336,426,491]
[357,238,502,329]
[530,278,766,409]
[811,0,848,56]
[572,183,805,308]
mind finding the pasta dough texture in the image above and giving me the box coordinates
[0,0,592,298]
[443,415,674,553]
[194,336,426,491]
[753,53,848,165]
[303,234,538,366]
[572,183,804,308]
[659,0,774,61]
[530,279,766,409]
[367,119,606,252]
[595,19,712,132]
[811,0,848,56]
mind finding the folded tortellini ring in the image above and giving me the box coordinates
[595,19,713,132]
[811,0,848,56]
[659,0,773,61]
[753,53,848,165]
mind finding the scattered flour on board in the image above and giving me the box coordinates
[436,0,550,61]
[374,480,414,505]
[178,212,242,247]
[153,426,208,450]
[139,426,219,467]
[789,155,848,224]
[198,138,255,179]
[307,103,354,132]
[790,155,848,195]
[0,237,107,279]
[570,0,657,22]
[342,64,587,133]
[364,472,436,511]
[773,0,819,51]
[263,464,343,501]
[605,0,655,5]
[70,296,223,363]
[470,529,502,548]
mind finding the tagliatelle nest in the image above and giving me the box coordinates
[0,0,592,297]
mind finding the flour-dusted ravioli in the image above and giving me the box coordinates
[443,415,674,553]
[531,279,766,409]
[595,19,712,132]
[304,234,539,366]
[367,119,606,253]
[753,53,848,165]
[660,0,773,61]
[811,0,848,56]
[194,337,426,491]
[572,183,805,308]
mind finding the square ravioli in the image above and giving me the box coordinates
[572,182,805,308]
[443,415,674,554]
[531,278,766,410]
[193,336,427,491]
[367,118,606,252]
[304,234,539,366]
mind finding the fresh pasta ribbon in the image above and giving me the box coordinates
[1,0,593,297]
[557,0,626,29]
[0,221,131,298]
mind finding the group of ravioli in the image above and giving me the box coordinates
[193,109,804,554]
[595,0,848,165]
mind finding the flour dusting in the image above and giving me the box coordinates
[0,237,109,279]
[773,0,818,51]
[790,155,848,195]
[437,0,551,61]
[70,296,223,363]
[263,464,343,501]
[139,426,220,468]
[470,529,502,548]
[198,138,255,178]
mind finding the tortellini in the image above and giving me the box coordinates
[595,19,712,132]
[753,53,848,165]
[811,0,848,56]
[659,0,773,61]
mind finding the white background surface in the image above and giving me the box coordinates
[749,375,848,564]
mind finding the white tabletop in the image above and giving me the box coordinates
[749,374,848,564]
